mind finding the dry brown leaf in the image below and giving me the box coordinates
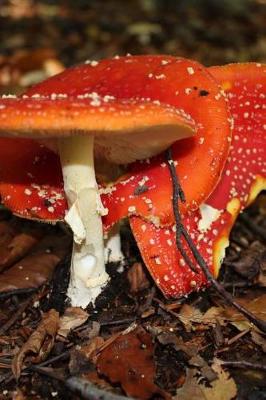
[157,331,198,358]
[12,309,59,379]
[251,331,266,352]
[97,328,170,399]
[178,304,205,331]
[174,368,207,400]
[202,359,237,400]
[224,294,266,331]
[0,229,44,272]
[77,321,100,340]
[127,262,150,293]
[58,307,89,338]
[231,241,265,280]
[80,337,105,362]
[201,307,227,326]
[0,219,17,247]
[69,336,105,376]
[175,360,237,400]
[188,356,217,382]
[178,295,266,333]
[0,232,71,293]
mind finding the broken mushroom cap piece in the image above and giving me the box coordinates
[100,56,231,228]
[207,62,266,275]
[0,137,67,221]
[129,62,266,297]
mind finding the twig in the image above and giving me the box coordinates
[0,295,34,335]
[166,148,266,334]
[226,328,250,346]
[166,150,198,274]
[35,349,71,367]
[66,377,133,400]
[100,317,136,327]
[153,297,181,318]
[220,360,266,372]
[31,366,133,400]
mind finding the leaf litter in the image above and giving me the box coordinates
[1,198,265,398]
[12,309,59,379]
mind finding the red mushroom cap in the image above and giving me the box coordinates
[0,94,194,220]
[129,62,266,297]
[0,55,231,224]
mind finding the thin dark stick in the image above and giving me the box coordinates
[220,360,266,372]
[31,366,133,400]
[66,377,134,400]
[166,148,266,333]
[35,349,71,367]
[166,150,198,274]
[0,295,34,335]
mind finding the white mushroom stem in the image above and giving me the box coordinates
[59,135,109,308]
[104,224,125,267]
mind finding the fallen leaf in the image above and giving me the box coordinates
[79,337,105,362]
[157,331,200,359]
[0,231,71,293]
[69,347,95,376]
[201,307,227,326]
[202,359,237,400]
[0,229,44,272]
[97,328,170,399]
[178,295,266,333]
[58,307,89,338]
[77,321,100,340]
[175,360,237,400]
[230,241,265,280]
[224,294,266,331]
[0,219,17,247]
[12,309,59,379]
[127,262,150,293]
[175,368,207,400]
[188,356,217,382]
[178,304,205,332]
[250,331,266,352]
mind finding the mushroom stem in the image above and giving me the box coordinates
[59,136,109,308]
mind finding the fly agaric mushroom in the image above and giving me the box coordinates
[129,62,266,297]
[0,55,231,307]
